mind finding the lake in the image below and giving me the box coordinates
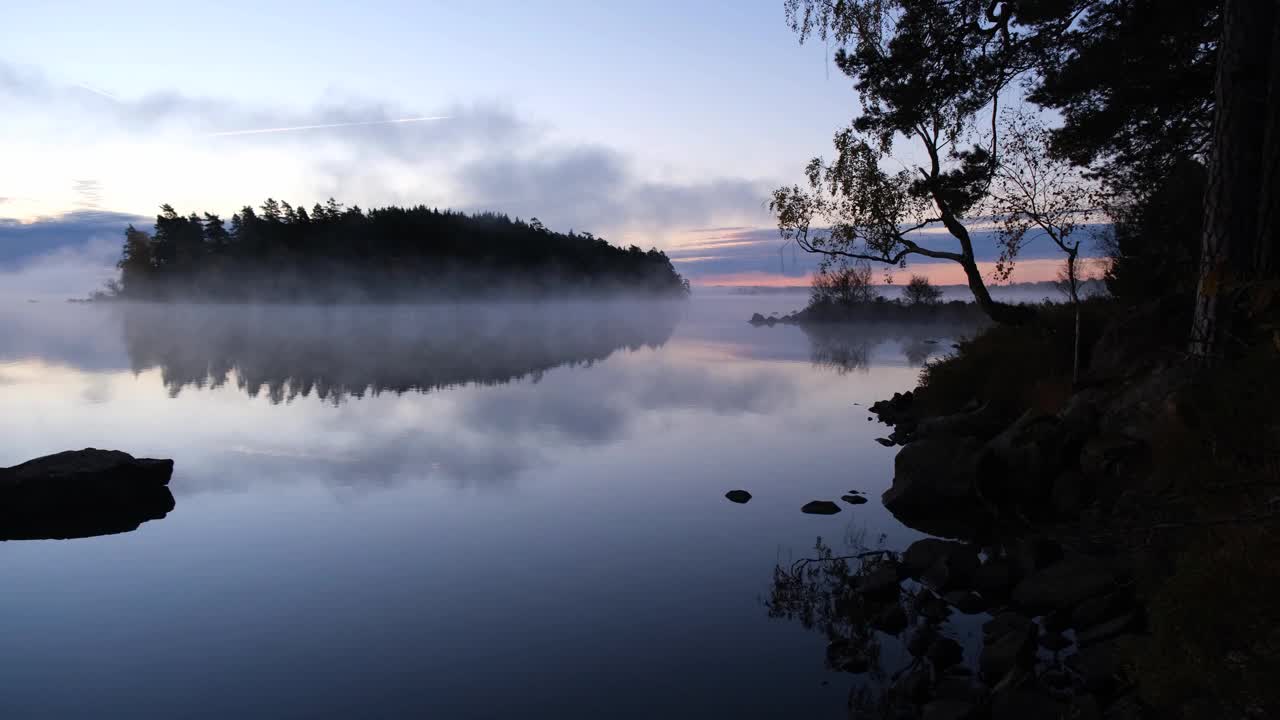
[0,291,981,718]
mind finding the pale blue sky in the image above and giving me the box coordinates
[1,1,1094,287]
[1,2,855,237]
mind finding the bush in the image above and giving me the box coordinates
[902,275,943,305]
[811,262,876,307]
[913,299,1112,418]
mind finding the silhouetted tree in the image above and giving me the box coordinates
[774,1,1044,324]
[811,262,876,308]
[901,275,942,307]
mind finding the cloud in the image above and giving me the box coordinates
[666,223,1112,285]
[0,61,529,158]
[455,144,775,237]
[2,60,777,244]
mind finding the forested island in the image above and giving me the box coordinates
[106,201,689,301]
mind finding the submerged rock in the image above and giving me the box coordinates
[801,500,842,515]
[0,449,175,541]
[724,489,752,504]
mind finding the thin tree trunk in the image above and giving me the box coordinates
[1191,0,1275,358]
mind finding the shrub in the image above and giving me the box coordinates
[901,275,943,306]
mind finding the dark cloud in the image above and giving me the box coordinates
[0,210,146,264]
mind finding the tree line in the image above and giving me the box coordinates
[110,200,690,301]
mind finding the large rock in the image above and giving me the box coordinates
[976,411,1077,516]
[901,539,980,587]
[801,500,841,515]
[1012,555,1122,615]
[883,434,992,540]
[980,615,1035,682]
[0,449,175,540]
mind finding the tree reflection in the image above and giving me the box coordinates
[120,300,682,403]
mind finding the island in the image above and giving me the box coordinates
[102,201,690,301]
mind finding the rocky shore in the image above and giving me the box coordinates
[830,307,1215,718]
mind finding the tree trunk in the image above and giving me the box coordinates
[1256,11,1280,278]
[1191,0,1276,358]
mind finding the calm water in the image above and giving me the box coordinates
[0,292,976,719]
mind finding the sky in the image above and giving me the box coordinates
[0,0,1099,289]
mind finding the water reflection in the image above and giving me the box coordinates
[119,301,683,403]
[800,323,978,374]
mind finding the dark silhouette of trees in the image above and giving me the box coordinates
[111,200,689,301]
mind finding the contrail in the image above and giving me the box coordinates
[75,83,120,101]
[206,115,452,137]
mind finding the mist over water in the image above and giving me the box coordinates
[0,292,981,718]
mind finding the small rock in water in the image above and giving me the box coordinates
[724,490,752,504]
[801,500,842,515]
[841,494,869,505]
[874,437,895,447]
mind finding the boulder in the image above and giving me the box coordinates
[841,494,868,505]
[927,636,964,669]
[977,411,1075,516]
[1038,631,1073,652]
[871,602,909,635]
[0,449,175,541]
[857,563,902,601]
[990,686,1062,720]
[883,434,991,540]
[922,699,976,720]
[916,590,953,623]
[1007,537,1064,580]
[1076,613,1138,648]
[1066,641,1125,694]
[1012,555,1123,614]
[1072,591,1134,630]
[749,313,767,325]
[801,500,841,515]
[907,625,939,657]
[980,622,1034,681]
[901,538,978,581]
[942,591,986,614]
[982,612,1033,641]
[1051,471,1086,518]
[724,489,752,504]
[971,561,1015,604]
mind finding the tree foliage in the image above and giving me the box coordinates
[110,200,689,301]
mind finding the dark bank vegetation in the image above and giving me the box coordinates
[774,0,1279,717]
[105,201,689,301]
